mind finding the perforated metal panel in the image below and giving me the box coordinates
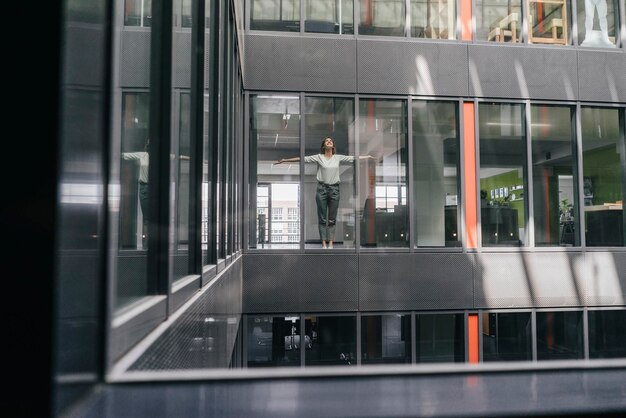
[584,252,626,306]
[357,40,469,96]
[120,30,151,88]
[474,252,586,309]
[129,258,243,371]
[173,31,192,88]
[359,253,474,311]
[578,50,626,103]
[64,25,105,86]
[468,45,578,101]
[244,34,357,92]
[243,254,358,312]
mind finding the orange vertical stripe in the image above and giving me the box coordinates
[463,102,477,249]
[468,313,479,363]
[460,0,473,41]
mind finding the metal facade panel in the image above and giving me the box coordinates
[468,45,578,101]
[172,31,192,88]
[244,34,357,92]
[578,50,626,103]
[475,252,586,308]
[357,40,469,96]
[120,30,151,88]
[584,252,626,306]
[359,253,474,311]
[243,254,358,312]
[129,258,242,371]
[64,25,105,86]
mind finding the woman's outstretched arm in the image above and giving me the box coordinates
[275,157,300,165]
[359,155,376,160]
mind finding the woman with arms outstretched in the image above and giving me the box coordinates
[276,136,373,249]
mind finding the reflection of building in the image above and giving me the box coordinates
[21,0,626,417]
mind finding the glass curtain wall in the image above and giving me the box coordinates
[589,310,626,358]
[581,107,625,246]
[170,0,193,284]
[118,93,152,309]
[415,313,465,363]
[247,315,302,367]
[577,0,619,48]
[304,97,356,249]
[202,2,214,267]
[359,99,408,248]
[361,314,411,364]
[305,315,357,366]
[475,0,522,42]
[359,0,406,36]
[479,103,527,247]
[250,95,301,249]
[482,312,532,361]
[530,105,579,247]
[410,0,457,39]
[124,0,153,26]
[412,101,460,247]
[536,311,583,360]
[527,0,571,45]
[305,0,354,34]
[250,0,301,31]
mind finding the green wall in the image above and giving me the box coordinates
[480,169,525,228]
[583,145,623,205]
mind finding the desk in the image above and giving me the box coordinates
[481,206,521,246]
[585,204,624,246]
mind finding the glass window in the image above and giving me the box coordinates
[171,92,191,282]
[531,105,579,247]
[124,0,152,27]
[247,315,302,367]
[578,0,619,48]
[359,0,406,36]
[482,312,532,362]
[475,0,522,42]
[536,311,583,360]
[415,313,465,363]
[362,314,411,364]
[250,95,301,249]
[170,0,192,284]
[305,0,354,34]
[250,0,301,32]
[305,316,357,366]
[581,107,624,247]
[410,0,456,39]
[412,101,460,247]
[527,0,570,45]
[479,103,527,247]
[118,93,151,310]
[304,97,356,249]
[201,3,213,266]
[359,99,408,248]
[176,0,192,27]
[589,310,626,359]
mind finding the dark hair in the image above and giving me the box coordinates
[319,137,336,155]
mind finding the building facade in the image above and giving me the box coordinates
[41,0,626,416]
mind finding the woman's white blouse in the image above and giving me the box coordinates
[304,154,354,185]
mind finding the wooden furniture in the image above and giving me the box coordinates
[487,12,519,43]
[527,0,568,44]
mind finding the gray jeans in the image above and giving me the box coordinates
[315,182,340,242]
